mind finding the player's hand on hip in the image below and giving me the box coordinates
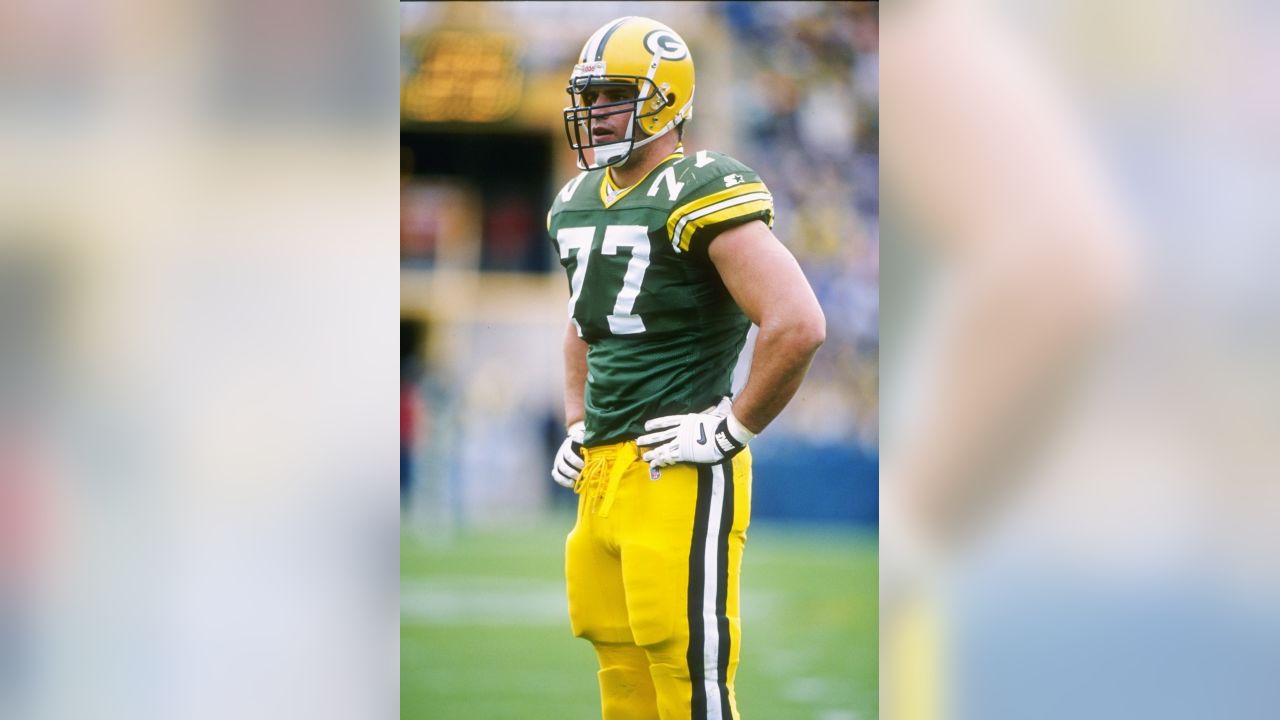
[552,421,586,488]
[637,404,756,469]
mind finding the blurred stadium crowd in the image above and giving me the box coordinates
[400,2,879,527]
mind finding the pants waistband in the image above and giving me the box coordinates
[578,440,641,518]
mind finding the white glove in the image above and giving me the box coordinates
[551,421,586,488]
[637,406,757,469]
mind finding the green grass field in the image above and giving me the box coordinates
[402,515,878,719]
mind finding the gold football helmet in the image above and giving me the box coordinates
[563,16,695,170]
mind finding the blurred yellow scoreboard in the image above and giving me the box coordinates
[402,30,523,123]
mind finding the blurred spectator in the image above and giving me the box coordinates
[400,318,429,512]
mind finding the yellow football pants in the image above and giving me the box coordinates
[884,591,946,720]
[565,440,752,720]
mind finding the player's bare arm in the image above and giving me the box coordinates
[710,219,826,433]
[551,321,590,489]
[562,320,588,427]
[637,218,826,469]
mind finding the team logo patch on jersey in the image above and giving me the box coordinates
[723,173,745,187]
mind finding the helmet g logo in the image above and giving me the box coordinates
[643,29,688,61]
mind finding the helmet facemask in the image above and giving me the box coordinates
[563,74,672,171]
[563,17,695,171]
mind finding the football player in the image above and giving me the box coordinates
[547,16,826,720]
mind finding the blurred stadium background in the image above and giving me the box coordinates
[399,2,879,718]
[3,0,1279,718]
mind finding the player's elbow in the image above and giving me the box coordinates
[805,305,827,353]
[1028,220,1140,344]
[785,301,827,357]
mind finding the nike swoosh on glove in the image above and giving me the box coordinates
[551,421,586,488]
[636,408,757,469]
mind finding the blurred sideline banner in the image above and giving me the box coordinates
[752,442,879,525]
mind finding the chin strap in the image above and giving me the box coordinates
[631,124,672,150]
[590,139,633,167]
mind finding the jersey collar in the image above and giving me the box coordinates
[599,146,685,208]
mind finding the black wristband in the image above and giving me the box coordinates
[712,417,746,458]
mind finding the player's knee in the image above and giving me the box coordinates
[595,645,657,720]
[597,670,657,720]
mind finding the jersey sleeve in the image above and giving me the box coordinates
[547,171,591,237]
[664,154,775,255]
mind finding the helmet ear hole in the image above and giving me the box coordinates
[666,92,676,107]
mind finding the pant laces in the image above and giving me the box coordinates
[576,443,640,518]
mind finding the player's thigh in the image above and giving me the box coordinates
[629,452,752,643]
[566,506,632,643]
[618,460,705,648]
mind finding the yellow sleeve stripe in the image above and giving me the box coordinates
[666,181,768,236]
[670,193,774,252]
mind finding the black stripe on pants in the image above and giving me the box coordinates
[686,464,712,718]
[685,461,735,719]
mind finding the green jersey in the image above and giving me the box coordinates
[548,147,776,446]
